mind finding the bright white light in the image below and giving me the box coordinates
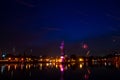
[2,54,5,58]
[60,56,64,59]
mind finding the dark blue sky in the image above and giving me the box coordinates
[0,0,120,56]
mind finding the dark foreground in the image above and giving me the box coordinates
[0,63,120,80]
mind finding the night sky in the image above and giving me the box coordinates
[0,0,120,56]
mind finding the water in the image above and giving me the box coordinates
[0,63,120,80]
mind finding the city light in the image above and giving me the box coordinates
[60,64,64,72]
[8,57,11,61]
[60,56,64,59]
[2,54,5,58]
[79,58,84,62]
[79,64,83,69]
[21,58,24,61]
[14,64,17,70]
[15,58,19,61]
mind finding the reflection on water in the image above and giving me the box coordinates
[60,64,65,80]
[0,62,120,80]
[1,65,5,73]
[84,68,91,80]
[0,62,119,71]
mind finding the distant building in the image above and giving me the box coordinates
[13,47,16,55]
[60,41,65,62]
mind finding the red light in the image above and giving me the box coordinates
[82,44,88,49]
[84,74,89,79]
